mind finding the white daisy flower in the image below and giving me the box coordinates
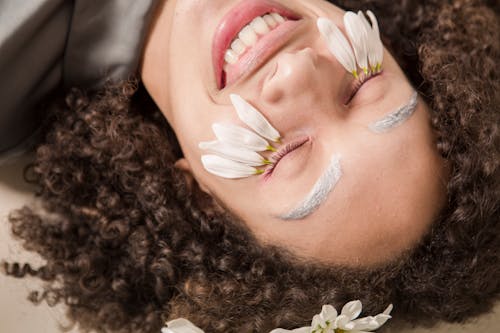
[201,155,264,179]
[160,301,393,333]
[199,140,271,166]
[212,123,276,152]
[366,10,384,72]
[344,11,370,75]
[161,318,204,333]
[317,17,358,78]
[230,94,281,143]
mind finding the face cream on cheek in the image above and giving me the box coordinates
[278,153,342,220]
[368,90,418,133]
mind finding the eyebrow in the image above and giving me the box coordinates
[369,90,418,133]
[278,154,342,221]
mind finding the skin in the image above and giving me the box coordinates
[141,0,449,266]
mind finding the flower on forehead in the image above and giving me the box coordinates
[230,94,281,143]
[317,10,384,77]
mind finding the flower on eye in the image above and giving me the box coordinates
[317,17,358,78]
[199,140,271,166]
[199,95,281,179]
[359,11,383,73]
[230,94,281,143]
[212,123,276,152]
[317,10,384,78]
[201,154,264,179]
[344,12,370,75]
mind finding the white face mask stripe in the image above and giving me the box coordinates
[278,154,342,220]
[369,91,418,133]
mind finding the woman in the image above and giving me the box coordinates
[3,0,499,332]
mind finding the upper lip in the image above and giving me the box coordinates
[212,0,301,89]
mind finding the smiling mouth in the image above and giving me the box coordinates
[212,0,301,89]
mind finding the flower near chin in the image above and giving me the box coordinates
[161,301,393,333]
[161,319,204,333]
[317,10,384,77]
[272,301,393,333]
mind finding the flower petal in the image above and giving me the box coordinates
[344,11,369,74]
[334,314,352,329]
[199,140,270,166]
[356,11,377,72]
[201,155,262,179]
[162,318,204,333]
[366,10,383,71]
[212,123,273,152]
[269,327,311,333]
[341,300,363,320]
[317,17,358,76]
[319,304,338,322]
[230,94,281,142]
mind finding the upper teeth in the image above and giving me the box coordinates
[224,13,287,66]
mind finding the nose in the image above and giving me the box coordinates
[262,47,319,105]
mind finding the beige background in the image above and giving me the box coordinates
[1,153,498,333]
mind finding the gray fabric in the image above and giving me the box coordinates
[0,0,159,163]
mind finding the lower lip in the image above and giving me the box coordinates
[224,20,303,87]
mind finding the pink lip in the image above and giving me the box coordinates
[212,0,301,89]
[263,136,310,180]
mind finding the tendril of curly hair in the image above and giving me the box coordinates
[3,0,499,332]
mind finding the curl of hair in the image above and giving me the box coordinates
[4,0,499,332]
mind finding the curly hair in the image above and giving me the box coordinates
[4,0,499,332]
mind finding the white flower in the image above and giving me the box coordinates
[311,304,338,332]
[199,140,271,166]
[161,318,204,333]
[201,154,263,179]
[212,123,276,152]
[160,302,393,333]
[230,94,281,142]
[359,11,383,72]
[317,17,358,78]
[270,327,312,333]
[344,11,370,75]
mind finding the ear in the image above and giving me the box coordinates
[174,158,211,195]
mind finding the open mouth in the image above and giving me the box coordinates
[212,0,301,89]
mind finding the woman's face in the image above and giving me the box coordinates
[141,0,448,266]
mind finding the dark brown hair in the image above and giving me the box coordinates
[4,0,499,332]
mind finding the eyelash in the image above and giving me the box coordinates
[346,70,381,104]
[263,141,303,177]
